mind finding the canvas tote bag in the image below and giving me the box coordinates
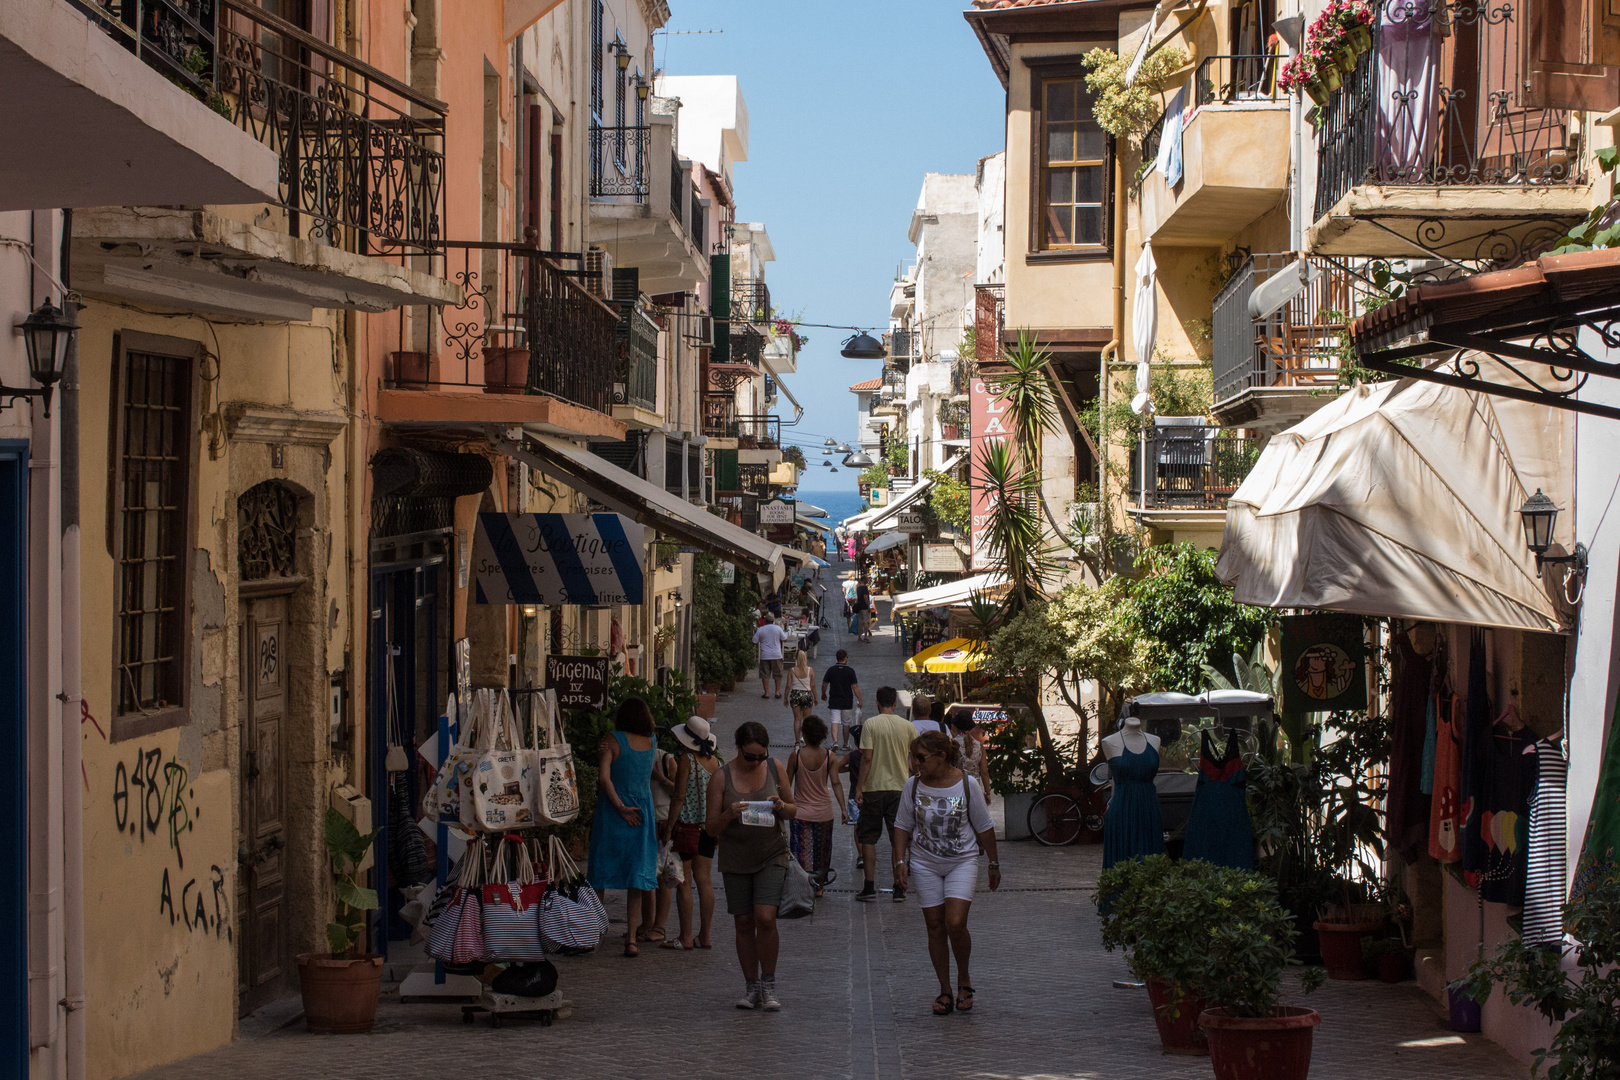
[531,688,580,827]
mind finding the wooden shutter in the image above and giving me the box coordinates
[1522,0,1620,110]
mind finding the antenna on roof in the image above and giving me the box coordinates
[654,29,725,35]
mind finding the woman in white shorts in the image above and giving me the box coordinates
[893,730,1001,1017]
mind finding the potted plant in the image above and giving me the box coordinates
[482,345,530,394]
[1362,935,1408,983]
[1457,871,1620,1079]
[1184,869,1326,1080]
[1096,855,1222,1055]
[386,350,431,389]
[297,808,384,1034]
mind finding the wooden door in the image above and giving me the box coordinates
[238,594,288,1015]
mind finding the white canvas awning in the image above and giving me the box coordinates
[491,429,787,581]
[864,531,908,555]
[1215,363,1572,633]
[892,572,1009,614]
[843,453,965,533]
[795,500,829,519]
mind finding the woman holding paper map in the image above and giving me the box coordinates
[707,721,796,1011]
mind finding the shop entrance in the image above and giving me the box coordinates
[237,590,290,1015]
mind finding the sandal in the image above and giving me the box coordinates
[637,928,667,944]
[956,985,974,1012]
[623,943,639,958]
[932,992,955,1016]
[658,938,683,949]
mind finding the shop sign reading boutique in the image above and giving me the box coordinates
[471,512,647,605]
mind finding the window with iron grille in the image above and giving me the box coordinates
[614,39,627,169]
[110,333,200,739]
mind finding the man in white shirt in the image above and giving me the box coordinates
[752,618,789,700]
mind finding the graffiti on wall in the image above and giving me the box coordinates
[110,742,230,940]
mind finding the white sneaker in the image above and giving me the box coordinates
[736,982,761,1010]
[759,981,781,1011]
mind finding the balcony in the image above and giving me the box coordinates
[377,242,625,441]
[1,0,278,211]
[888,329,917,372]
[732,281,772,326]
[68,0,454,316]
[731,323,766,368]
[587,102,708,294]
[1129,420,1264,544]
[1308,0,1588,261]
[1212,254,1362,433]
[611,300,659,428]
[1139,54,1289,247]
[702,391,737,447]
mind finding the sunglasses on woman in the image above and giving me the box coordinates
[910,751,939,763]
[741,751,769,763]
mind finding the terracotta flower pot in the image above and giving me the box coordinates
[1314,919,1385,980]
[696,692,717,719]
[482,347,531,395]
[387,350,431,389]
[297,953,384,1034]
[1200,1007,1320,1080]
[1146,977,1209,1055]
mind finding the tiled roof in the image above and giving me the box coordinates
[849,377,883,392]
[970,0,1072,8]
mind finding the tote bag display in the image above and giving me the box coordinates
[539,836,608,953]
[471,690,539,831]
[531,689,580,827]
[480,839,548,961]
[426,847,487,964]
[423,694,489,826]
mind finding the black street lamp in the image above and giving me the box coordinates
[839,332,885,360]
[1517,488,1587,580]
[7,299,78,418]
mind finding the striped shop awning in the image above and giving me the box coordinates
[471,512,646,605]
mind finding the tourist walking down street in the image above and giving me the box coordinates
[893,729,1000,1016]
[787,650,817,744]
[706,721,796,1011]
[588,698,660,958]
[854,686,915,902]
[821,648,862,748]
[670,716,721,950]
[854,577,873,642]
[787,715,846,895]
[754,616,789,700]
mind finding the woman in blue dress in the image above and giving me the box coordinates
[589,698,660,956]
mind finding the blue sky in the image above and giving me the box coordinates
[655,1,1005,475]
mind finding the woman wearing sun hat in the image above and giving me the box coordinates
[669,716,722,949]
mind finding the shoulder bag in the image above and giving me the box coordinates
[531,688,580,827]
[480,837,548,961]
[471,690,540,831]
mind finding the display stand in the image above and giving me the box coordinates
[399,697,484,1002]
[461,989,572,1029]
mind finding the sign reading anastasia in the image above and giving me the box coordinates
[472,513,646,605]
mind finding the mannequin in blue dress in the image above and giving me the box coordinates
[1101,716,1165,869]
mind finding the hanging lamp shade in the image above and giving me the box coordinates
[836,443,852,453]
[844,451,875,468]
[824,437,837,445]
[823,448,834,455]
[839,332,885,360]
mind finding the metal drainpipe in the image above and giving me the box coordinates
[1099,153,1128,538]
[58,209,85,1080]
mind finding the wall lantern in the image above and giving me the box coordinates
[612,41,632,70]
[635,76,650,101]
[7,299,78,419]
[672,590,683,611]
[1517,487,1588,584]
[839,331,885,360]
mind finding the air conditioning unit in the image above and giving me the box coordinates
[584,247,614,299]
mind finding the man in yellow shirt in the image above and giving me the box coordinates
[853,686,916,902]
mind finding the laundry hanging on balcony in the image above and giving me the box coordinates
[471,513,646,606]
[1154,85,1185,187]
[1215,358,1571,633]
[1132,242,1158,415]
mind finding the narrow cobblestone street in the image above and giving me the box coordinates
[132,585,1529,1080]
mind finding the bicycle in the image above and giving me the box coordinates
[1027,761,1112,847]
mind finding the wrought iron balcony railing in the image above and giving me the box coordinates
[732,281,771,326]
[216,0,444,254]
[731,323,766,367]
[69,0,220,101]
[388,242,619,413]
[888,329,916,369]
[734,414,781,451]
[1193,54,1282,106]
[590,125,650,200]
[1128,425,1264,510]
[1314,0,1580,219]
[1212,254,1363,406]
[612,301,658,411]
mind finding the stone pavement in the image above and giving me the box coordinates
[129,568,1530,1080]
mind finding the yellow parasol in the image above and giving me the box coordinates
[904,637,990,674]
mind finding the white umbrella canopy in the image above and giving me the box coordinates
[1131,242,1157,415]
[864,531,908,554]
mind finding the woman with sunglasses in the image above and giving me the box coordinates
[706,721,796,1011]
[892,729,1000,1016]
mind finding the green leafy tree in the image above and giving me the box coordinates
[1130,543,1272,693]
[1081,46,1190,144]
[692,553,758,689]
[782,445,806,472]
[923,468,970,530]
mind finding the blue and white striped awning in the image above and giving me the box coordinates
[471,512,646,605]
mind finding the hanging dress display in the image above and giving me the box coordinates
[1522,737,1568,945]
[1429,693,1464,862]
[1181,729,1253,869]
[1102,738,1165,870]
[1460,629,1533,906]
[1385,633,1434,863]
